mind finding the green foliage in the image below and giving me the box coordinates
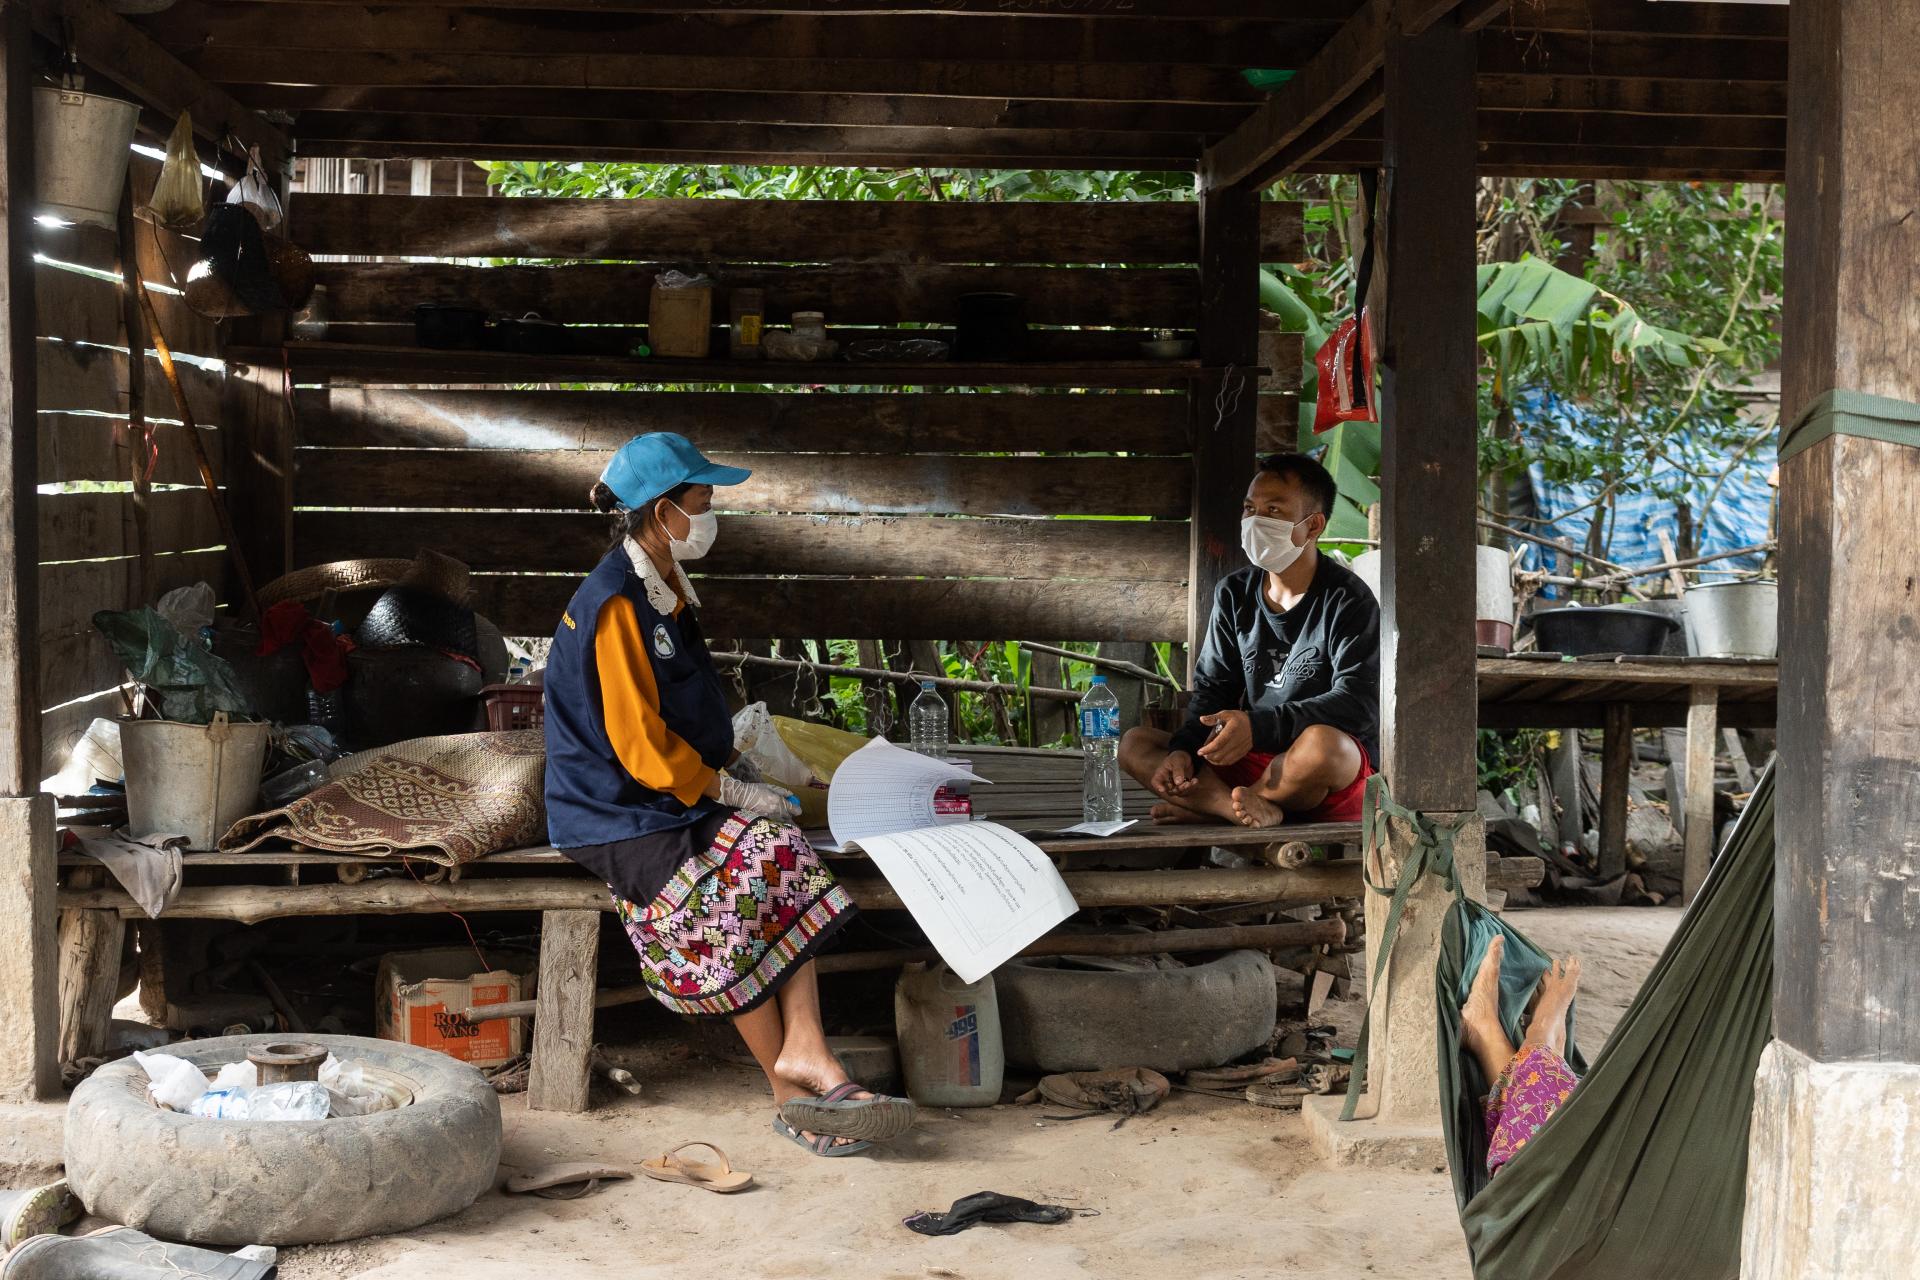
[479,161,1197,204]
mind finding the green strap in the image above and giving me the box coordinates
[1339,774,1470,1122]
[1779,389,1920,463]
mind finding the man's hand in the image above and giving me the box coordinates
[1195,710,1253,768]
[1151,749,1198,798]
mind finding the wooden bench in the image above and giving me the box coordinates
[57,815,1537,1111]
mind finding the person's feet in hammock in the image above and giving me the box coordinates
[1476,945,1585,1175]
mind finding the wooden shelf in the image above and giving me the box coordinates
[232,341,1233,389]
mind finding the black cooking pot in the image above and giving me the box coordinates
[414,304,488,350]
[1530,605,1680,657]
[953,291,1029,361]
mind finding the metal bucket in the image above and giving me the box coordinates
[33,85,140,228]
[120,714,272,850]
[1684,580,1778,659]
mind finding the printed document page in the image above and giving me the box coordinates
[826,737,985,849]
[855,821,1078,984]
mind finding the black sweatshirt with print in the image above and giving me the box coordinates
[1168,556,1380,764]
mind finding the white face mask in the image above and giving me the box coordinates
[1241,514,1307,575]
[666,501,718,562]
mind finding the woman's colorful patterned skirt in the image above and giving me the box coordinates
[1484,1043,1581,1173]
[615,814,855,1017]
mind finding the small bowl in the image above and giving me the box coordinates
[1140,337,1195,359]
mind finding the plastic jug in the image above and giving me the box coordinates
[894,962,1003,1107]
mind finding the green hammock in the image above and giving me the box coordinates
[1436,765,1774,1280]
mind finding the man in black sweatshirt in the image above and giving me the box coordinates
[1119,452,1379,827]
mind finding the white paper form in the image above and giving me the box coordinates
[825,737,1078,982]
[855,821,1078,984]
[826,737,986,849]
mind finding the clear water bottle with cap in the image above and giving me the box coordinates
[1080,676,1123,823]
[909,680,948,758]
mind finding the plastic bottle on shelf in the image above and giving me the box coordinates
[1079,675,1123,824]
[909,681,949,759]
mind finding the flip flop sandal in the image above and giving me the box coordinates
[0,1180,76,1252]
[640,1143,754,1194]
[778,1081,917,1142]
[772,1115,872,1159]
[503,1163,636,1200]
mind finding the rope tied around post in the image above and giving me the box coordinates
[1339,773,1472,1122]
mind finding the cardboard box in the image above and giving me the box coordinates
[375,948,535,1068]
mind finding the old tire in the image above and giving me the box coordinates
[997,949,1277,1073]
[65,1033,500,1246]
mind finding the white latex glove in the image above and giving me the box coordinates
[717,775,801,820]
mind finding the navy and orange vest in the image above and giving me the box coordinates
[542,548,732,849]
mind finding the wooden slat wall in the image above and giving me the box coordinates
[35,159,231,780]
[288,194,1304,642]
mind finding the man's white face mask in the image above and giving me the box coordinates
[1241,514,1307,574]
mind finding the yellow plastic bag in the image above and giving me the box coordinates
[147,112,204,231]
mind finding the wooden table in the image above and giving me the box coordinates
[1477,653,1778,901]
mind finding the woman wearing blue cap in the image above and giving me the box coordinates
[543,432,915,1155]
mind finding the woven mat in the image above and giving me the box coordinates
[222,730,546,865]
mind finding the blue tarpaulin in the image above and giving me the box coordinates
[1512,392,1775,593]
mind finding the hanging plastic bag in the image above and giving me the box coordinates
[226,145,283,232]
[1312,310,1376,433]
[148,111,205,231]
[92,606,255,724]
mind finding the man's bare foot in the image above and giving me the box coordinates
[1230,786,1286,828]
[1461,936,1507,1056]
[1150,801,1208,825]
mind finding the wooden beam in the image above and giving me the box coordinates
[1597,701,1631,879]
[190,50,1261,106]
[0,5,58,1104]
[1376,13,1479,813]
[1770,0,1920,1066]
[293,116,1205,167]
[1201,0,1394,190]
[1477,74,1787,119]
[1188,183,1259,667]
[26,0,288,170]
[525,909,598,1114]
[1681,683,1718,905]
[0,1,36,795]
[1476,31,1787,83]
[155,0,1344,15]
[151,3,1324,66]
[288,193,1303,264]
[260,85,1251,134]
[1477,699,1774,732]
[291,388,1193,456]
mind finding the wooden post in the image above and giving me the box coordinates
[1744,0,1920,1269]
[526,909,600,1113]
[1325,11,1483,1146]
[1189,183,1259,674]
[1027,646,1069,746]
[0,2,57,1103]
[1096,641,1151,733]
[1598,702,1632,879]
[56,871,126,1066]
[1681,683,1718,903]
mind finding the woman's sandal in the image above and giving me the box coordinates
[640,1142,755,1193]
[772,1115,872,1158]
[779,1081,917,1142]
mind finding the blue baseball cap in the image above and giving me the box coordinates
[598,432,752,510]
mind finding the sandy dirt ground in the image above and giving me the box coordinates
[277,906,1680,1280]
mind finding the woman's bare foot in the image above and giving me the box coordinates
[1525,954,1581,1058]
[1230,786,1286,828]
[771,1052,870,1151]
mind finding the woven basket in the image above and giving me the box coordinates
[258,558,420,608]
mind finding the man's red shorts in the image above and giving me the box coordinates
[1209,735,1374,823]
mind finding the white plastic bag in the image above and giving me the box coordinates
[320,1055,396,1116]
[133,1050,210,1111]
[225,146,283,232]
[731,703,815,792]
[210,1059,257,1090]
[154,582,216,636]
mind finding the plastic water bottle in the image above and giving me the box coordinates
[1080,676,1123,823]
[909,680,948,758]
[187,1081,331,1121]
